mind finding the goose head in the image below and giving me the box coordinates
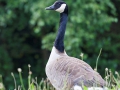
[45,0,68,14]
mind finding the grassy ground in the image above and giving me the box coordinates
[0,64,120,90]
[11,65,120,90]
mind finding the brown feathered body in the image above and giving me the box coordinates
[45,47,106,90]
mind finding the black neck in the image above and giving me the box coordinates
[54,13,68,52]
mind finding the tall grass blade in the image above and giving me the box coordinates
[95,48,102,72]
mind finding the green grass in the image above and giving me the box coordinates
[9,65,120,90]
[11,65,55,90]
[0,64,119,90]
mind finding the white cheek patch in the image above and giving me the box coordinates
[55,4,66,13]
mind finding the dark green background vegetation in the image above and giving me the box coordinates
[0,0,120,89]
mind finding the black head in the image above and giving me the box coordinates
[45,0,68,14]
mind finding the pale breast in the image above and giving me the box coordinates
[45,47,69,90]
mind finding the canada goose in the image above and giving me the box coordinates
[45,0,106,90]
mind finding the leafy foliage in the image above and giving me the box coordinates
[0,0,120,89]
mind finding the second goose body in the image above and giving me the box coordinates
[45,1,106,90]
